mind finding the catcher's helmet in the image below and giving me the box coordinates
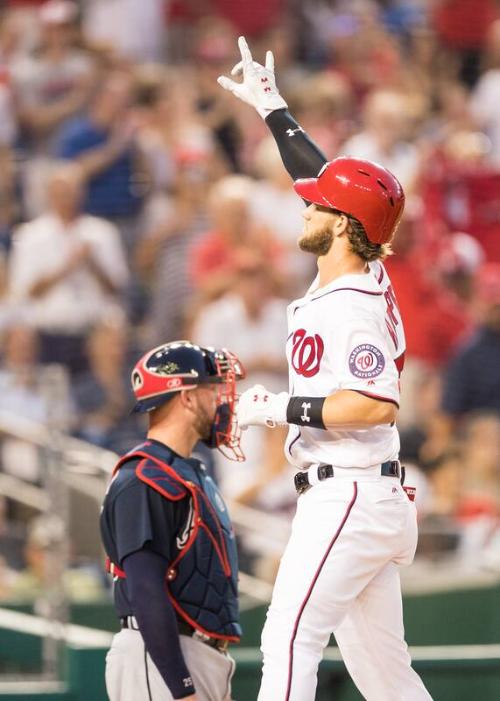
[131,340,246,461]
[132,340,244,412]
[293,157,405,244]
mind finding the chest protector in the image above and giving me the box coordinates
[110,441,241,642]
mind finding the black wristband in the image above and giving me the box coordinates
[286,396,326,429]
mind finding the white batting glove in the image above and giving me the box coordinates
[217,36,288,119]
[237,384,290,429]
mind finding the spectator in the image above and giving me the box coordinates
[253,24,306,96]
[8,162,129,376]
[455,414,500,571]
[192,255,288,386]
[0,324,46,424]
[3,514,104,603]
[136,67,224,198]
[340,88,421,191]
[135,149,213,346]
[55,69,148,252]
[192,18,242,172]
[441,262,500,419]
[309,0,402,99]
[384,208,471,426]
[10,0,96,214]
[290,70,355,159]
[0,146,19,295]
[417,448,464,558]
[431,0,497,87]
[82,0,167,64]
[460,413,500,520]
[424,263,500,460]
[168,0,285,46]
[420,416,500,567]
[72,319,143,452]
[470,19,500,166]
[0,495,26,574]
[0,25,18,148]
[11,1,95,148]
[0,324,62,486]
[190,174,281,296]
[435,231,485,303]
[250,136,313,292]
[191,255,289,500]
[428,79,477,146]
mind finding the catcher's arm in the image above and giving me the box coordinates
[217,36,327,182]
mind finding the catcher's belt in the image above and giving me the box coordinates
[119,615,229,652]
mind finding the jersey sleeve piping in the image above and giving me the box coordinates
[352,390,400,408]
[311,287,383,303]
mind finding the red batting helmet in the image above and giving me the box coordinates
[293,157,405,244]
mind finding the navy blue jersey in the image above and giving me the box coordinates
[100,440,192,617]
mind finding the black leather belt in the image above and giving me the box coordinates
[120,615,228,652]
[294,460,402,495]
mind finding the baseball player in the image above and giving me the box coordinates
[218,38,433,701]
[100,341,245,701]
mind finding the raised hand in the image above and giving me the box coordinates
[217,36,287,119]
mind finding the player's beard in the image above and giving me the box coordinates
[298,222,334,256]
[193,405,214,441]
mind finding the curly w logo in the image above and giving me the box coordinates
[291,329,324,378]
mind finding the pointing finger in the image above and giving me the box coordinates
[238,35,253,73]
[265,50,275,72]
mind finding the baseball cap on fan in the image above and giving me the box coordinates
[437,232,485,276]
[39,0,78,25]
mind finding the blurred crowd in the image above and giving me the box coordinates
[0,0,499,600]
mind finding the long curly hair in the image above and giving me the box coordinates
[346,216,393,262]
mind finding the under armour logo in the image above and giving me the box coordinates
[261,77,269,83]
[183,677,193,688]
[286,127,304,137]
[301,402,311,423]
[264,87,271,92]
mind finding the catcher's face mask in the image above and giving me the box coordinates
[203,351,245,463]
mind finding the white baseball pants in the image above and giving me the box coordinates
[258,472,433,701]
[105,629,235,701]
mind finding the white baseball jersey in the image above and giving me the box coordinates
[285,260,405,469]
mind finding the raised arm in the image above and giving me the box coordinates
[218,36,328,181]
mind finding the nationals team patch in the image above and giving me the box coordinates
[349,344,385,378]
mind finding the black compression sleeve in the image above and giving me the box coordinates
[123,548,195,699]
[265,109,328,181]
